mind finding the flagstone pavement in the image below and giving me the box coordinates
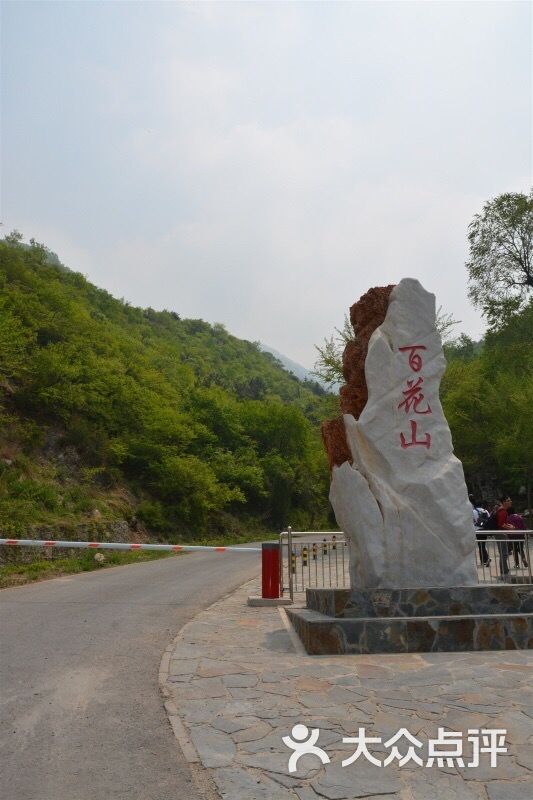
[160,579,532,800]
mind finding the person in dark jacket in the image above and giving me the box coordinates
[507,507,528,569]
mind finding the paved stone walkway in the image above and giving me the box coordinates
[161,580,533,800]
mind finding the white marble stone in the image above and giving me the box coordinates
[330,278,478,589]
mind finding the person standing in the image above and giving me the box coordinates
[494,496,515,576]
[507,507,528,569]
[471,494,490,566]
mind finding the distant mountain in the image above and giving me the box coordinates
[259,343,317,383]
[259,344,335,393]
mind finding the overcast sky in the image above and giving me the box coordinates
[2,1,531,367]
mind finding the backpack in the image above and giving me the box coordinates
[480,511,499,531]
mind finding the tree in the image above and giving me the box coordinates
[443,333,477,362]
[312,307,460,388]
[0,235,333,534]
[467,190,533,328]
[312,315,353,388]
[441,300,533,510]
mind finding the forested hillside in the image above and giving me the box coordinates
[441,307,532,505]
[2,220,531,541]
[0,235,335,538]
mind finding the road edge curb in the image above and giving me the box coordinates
[158,576,260,799]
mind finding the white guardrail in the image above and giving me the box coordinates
[0,539,261,553]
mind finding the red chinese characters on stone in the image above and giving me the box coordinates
[398,345,426,372]
[398,377,432,415]
[400,420,431,450]
[398,345,432,449]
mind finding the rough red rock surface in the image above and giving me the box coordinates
[321,417,353,470]
[322,284,395,469]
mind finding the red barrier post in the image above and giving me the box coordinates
[261,542,280,599]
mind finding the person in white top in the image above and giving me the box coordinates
[470,494,490,566]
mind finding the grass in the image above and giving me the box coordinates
[0,549,177,589]
[184,529,276,547]
[0,526,279,590]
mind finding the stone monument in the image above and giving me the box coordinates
[322,278,477,589]
[287,279,533,654]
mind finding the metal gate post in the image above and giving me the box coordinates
[287,526,293,600]
[261,542,280,599]
[279,530,285,596]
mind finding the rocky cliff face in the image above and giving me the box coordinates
[324,278,478,589]
[322,285,394,468]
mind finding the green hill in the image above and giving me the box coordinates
[0,234,335,539]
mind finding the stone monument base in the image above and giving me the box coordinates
[286,585,533,655]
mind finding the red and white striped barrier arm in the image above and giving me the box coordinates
[0,539,261,553]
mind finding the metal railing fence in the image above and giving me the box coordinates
[279,528,533,598]
[279,528,348,599]
[475,530,532,584]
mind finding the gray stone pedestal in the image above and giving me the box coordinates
[286,585,533,655]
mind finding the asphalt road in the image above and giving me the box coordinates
[0,549,260,800]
